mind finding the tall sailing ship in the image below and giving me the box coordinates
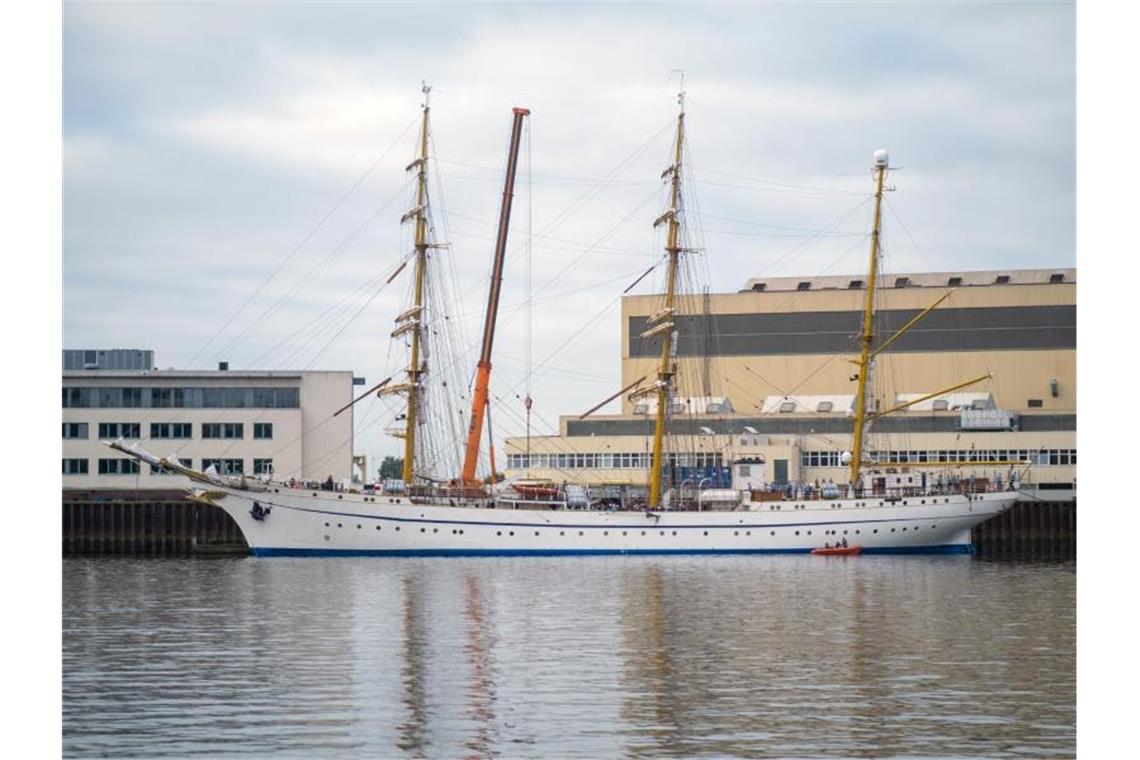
[108,87,1020,556]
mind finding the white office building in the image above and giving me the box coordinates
[62,350,356,490]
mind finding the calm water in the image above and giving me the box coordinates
[63,556,1074,758]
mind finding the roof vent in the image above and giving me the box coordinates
[218,361,229,371]
[816,400,834,412]
[778,400,797,413]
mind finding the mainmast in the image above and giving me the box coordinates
[647,91,686,509]
[394,84,432,486]
[460,106,530,485]
[848,149,889,486]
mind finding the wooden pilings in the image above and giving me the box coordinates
[973,500,1076,560]
[62,493,248,557]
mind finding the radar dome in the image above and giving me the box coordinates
[840,451,853,465]
[873,149,889,168]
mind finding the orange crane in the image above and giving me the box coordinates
[460,107,530,485]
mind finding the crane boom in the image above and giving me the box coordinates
[460,107,530,484]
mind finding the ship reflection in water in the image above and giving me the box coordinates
[63,557,1074,758]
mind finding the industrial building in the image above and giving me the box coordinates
[62,350,356,490]
[503,268,1076,499]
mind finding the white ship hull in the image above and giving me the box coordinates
[200,485,1019,557]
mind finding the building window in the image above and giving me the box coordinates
[1049,273,1065,283]
[151,422,193,439]
[253,423,273,439]
[62,387,92,408]
[1027,399,1043,408]
[751,283,766,292]
[98,422,140,439]
[947,277,963,286]
[121,388,143,407]
[152,388,186,408]
[62,458,88,475]
[894,277,910,288]
[150,458,192,475]
[848,280,863,289]
[253,459,274,476]
[796,281,812,291]
[995,274,1010,284]
[202,423,243,439]
[202,458,244,475]
[98,458,140,475]
[62,422,89,439]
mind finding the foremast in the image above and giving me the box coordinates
[647,95,686,509]
[848,149,889,486]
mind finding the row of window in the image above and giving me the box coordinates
[61,422,273,440]
[62,387,300,409]
[801,449,1077,467]
[62,458,274,476]
[506,452,724,470]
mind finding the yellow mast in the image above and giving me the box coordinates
[647,93,686,509]
[848,149,889,486]
[401,84,432,485]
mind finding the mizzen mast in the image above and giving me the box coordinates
[848,149,889,487]
[646,90,687,509]
[460,107,530,485]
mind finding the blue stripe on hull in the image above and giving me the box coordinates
[248,544,974,558]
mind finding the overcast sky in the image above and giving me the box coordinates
[62,1,1075,469]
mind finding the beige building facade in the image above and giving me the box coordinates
[62,358,356,490]
[504,268,1076,495]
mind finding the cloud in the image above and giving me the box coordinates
[63,1,1075,466]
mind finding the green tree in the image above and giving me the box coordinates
[379,456,404,480]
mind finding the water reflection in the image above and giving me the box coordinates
[63,557,1075,758]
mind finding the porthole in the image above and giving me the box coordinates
[459,530,464,535]
[891,528,896,533]
[376,526,381,531]
[746,531,751,536]
[807,530,812,535]
[855,530,860,535]
[843,530,848,535]
[622,531,628,537]
[337,523,342,528]
[931,524,937,529]
[534,531,540,537]
[734,531,739,536]
[395,526,400,532]
[902,527,907,531]
[509,531,515,537]
[420,528,426,533]
[604,531,609,536]
[795,531,800,536]
[703,531,709,536]
[672,531,677,536]
[324,535,330,541]
[579,531,584,536]
[641,531,646,536]
[560,531,565,536]
[873,529,877,534]
[497,531,502,536]
[659,531,665,536]
[357,525,362,529]
[338,495,343,500]
[325,522,330,527]
[770,531,775,536]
